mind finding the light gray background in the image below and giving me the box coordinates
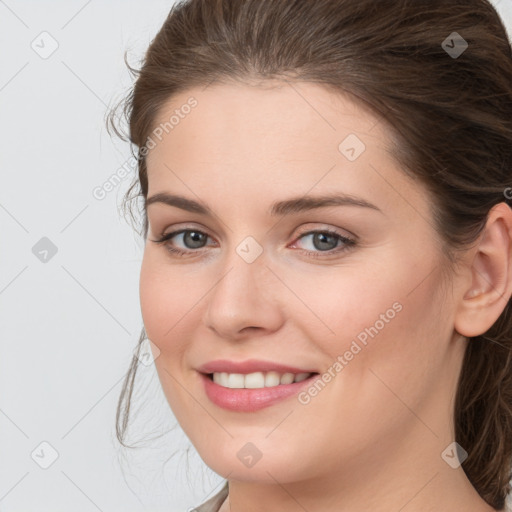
[1,1,511,511]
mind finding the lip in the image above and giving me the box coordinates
[199,372,318,412]
[197,358,317,375]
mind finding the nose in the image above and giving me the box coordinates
[204,250,284,340]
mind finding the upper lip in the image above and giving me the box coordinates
[197,359,317,375]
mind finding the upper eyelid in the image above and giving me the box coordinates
[158,221,353,234]
[148,208,361,237]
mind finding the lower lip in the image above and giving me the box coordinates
[200,372,318,412]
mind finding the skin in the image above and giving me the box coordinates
[139,80,512,512]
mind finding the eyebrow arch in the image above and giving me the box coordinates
[145,192,382,216]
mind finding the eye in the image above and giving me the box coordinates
[290,228,356,259]
[149,227,356,259]
[150,229,213,256]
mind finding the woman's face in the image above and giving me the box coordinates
[140,81,466,485]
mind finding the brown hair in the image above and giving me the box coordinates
[107,0,512,508]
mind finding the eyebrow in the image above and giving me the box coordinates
[145,192,382,216]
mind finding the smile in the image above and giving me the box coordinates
[200,371,320,412]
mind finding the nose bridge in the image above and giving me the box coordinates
[215,216,268,282]
[211,234,267,308]
[204,233,283,336]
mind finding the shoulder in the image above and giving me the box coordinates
[191,482,229,512]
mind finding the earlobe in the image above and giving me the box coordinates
[454,202,512,338]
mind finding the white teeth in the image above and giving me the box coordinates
[280,373,295,385]
[211,371,313,389]
[245,372,265,388]
[213,372,229,387]
[227,373,245,388]
[264,371,281,387]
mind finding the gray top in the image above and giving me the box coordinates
[192,482,229,512]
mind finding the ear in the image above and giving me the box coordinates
[454,202,512,338]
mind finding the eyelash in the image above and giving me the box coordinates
[150,227,356,259]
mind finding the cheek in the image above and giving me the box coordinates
[139,257,166,343]
[319,250,446,356]
[139,252,189,355]
[139,253,197,414]
[301,247,447,386]
[315,257,449,419]
[278,262,449,471]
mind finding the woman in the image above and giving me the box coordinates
[108,0,512,510]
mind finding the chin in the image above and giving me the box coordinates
[194,437,314,484]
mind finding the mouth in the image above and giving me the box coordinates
[199,370,320,412]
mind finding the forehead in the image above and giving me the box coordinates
[146,80,382,163]
[143,81,427,222]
